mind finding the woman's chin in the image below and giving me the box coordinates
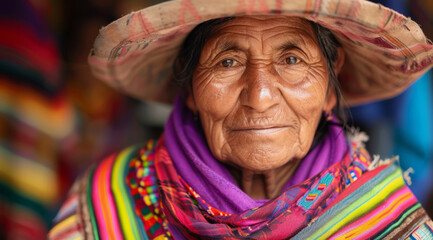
[216,130,306,171]
[227,146,301,172]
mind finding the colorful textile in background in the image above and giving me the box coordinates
[0,0,158,238]
[0,0,76,239]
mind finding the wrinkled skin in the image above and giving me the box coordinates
[187,16,345,199]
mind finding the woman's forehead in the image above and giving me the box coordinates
[212,16,314,34]
[205,16,319,53]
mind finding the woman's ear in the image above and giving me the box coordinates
[323,87,337,113]
[186,91,197,112]
[334,47,345,76]
[323,47,345,112]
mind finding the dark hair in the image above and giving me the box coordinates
[310,22,346,142]
[173,17,234,93]
[173,17,346,144]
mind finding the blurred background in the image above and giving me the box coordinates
[0,0,431,239]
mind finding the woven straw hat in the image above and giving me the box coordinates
[88,0,433,106]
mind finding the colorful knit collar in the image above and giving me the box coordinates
[153,136,370,239]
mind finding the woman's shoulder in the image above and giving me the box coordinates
[295,145,433,239]
[48,140,159,240]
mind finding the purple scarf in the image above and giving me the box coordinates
[164,96,348,214]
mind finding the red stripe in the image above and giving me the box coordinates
[179,0,201,24]
[5,215,47,239]
[0,21,59,73]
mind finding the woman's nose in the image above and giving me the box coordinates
[241,66,280,112]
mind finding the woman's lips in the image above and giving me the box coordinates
[231,126,290,135]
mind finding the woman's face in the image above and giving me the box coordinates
[187,16,339,171]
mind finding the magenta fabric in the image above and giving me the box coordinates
[164,96,348,214]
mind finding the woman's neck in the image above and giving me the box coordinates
[227,160,302,199]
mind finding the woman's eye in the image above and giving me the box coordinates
[221,59,234,68]
[285,56,299,65]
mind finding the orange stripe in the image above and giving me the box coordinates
[98,158,117,240]
[354,168,362,176]
[338,191,413,239]
[381,34,413,57]
[306,0,312,12]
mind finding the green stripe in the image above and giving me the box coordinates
[123,154,149,239]
[0,182,54,226]
[312,167,403,239]
[149,222,161,235]
[374,203,422,239]
[112,146,146,240]
[87,167,100,240]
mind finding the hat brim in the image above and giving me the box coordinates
[88,0,433,106]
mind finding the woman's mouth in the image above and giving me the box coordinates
[231,126,290,135]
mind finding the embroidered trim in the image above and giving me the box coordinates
[126,140,171,239]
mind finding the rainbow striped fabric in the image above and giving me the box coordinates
[49,144,146,240]
[49,139,433,239]
[293,164,433,239]
[0,0,76,238]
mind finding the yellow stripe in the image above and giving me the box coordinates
[48,215,78,238]
[0,147,58,204]
[112,146,138,240]
[154,235,167,240]
[0,81,75,139]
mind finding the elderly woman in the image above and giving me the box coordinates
[49,0,433,239]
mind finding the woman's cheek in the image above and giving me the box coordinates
[198,87,233,119]
[294,69,328,113]
[197,82,241,120]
